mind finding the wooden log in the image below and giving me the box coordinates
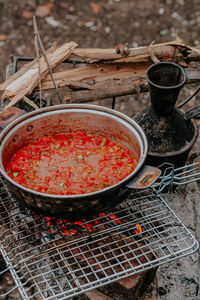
[98,267,157,300]
[41,61,151,90]
[0,41,78,108]
[64,76,148,103]
[1,39,200,111]
[62,66,200,103]
[72,39,192,61]
[77,267,157,300]
[40,40,200,92]
[188,46,200,60]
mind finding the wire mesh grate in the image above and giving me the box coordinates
[0,175,198,300]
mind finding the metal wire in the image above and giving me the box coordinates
[33,17,42,109]
[0,175,198,299]
[33,16,63,104]
[178,84,200,108]
[153,161,200,191]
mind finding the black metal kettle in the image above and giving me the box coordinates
[135,62,199,168]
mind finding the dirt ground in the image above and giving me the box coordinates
[0,0,200,299]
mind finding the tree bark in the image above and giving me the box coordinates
[64,76,148,103]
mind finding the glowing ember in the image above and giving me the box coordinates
[43,214,142,237]
[134,223,143,235]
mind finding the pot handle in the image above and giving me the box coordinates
[0,107,26,132]
[125,165,161,189]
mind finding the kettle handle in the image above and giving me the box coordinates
[185,104,200,120]
[177,68,200,110]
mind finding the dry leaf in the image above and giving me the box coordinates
[22,10,33,19]
[35,3,53,18]
[0,34,7,41]
[90,2,100,15]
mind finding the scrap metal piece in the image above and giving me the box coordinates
[0,107,26,131]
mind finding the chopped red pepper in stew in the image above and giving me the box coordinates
[6,130,139,195]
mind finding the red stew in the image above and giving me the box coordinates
[6,131,139,195]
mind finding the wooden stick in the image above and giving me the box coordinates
[33,16,63,104]
[0,59,36,91]
[1,41,78,109]
[23,96,39,110]
[71,39,191,61]
[33,16,43,108]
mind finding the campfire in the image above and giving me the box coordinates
[0,171,198,299]
[43,213,143,237]
[0,34,200,299]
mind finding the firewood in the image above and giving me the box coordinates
[62,67,200,103]
[63,75,148,103]
[23,96,39,110]
[71,39,192,61]
[40,39,194,91]
[0,41,78,109]
[70,40,190,60]
[41,60,150,91]
[0,39,200,110]
[39,41,200,103]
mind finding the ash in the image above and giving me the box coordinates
[156,176,200,299]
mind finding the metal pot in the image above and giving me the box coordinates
[0,104,161,219]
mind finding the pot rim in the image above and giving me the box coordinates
[0,104,148,199]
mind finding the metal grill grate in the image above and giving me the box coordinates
[0,175,198,300]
